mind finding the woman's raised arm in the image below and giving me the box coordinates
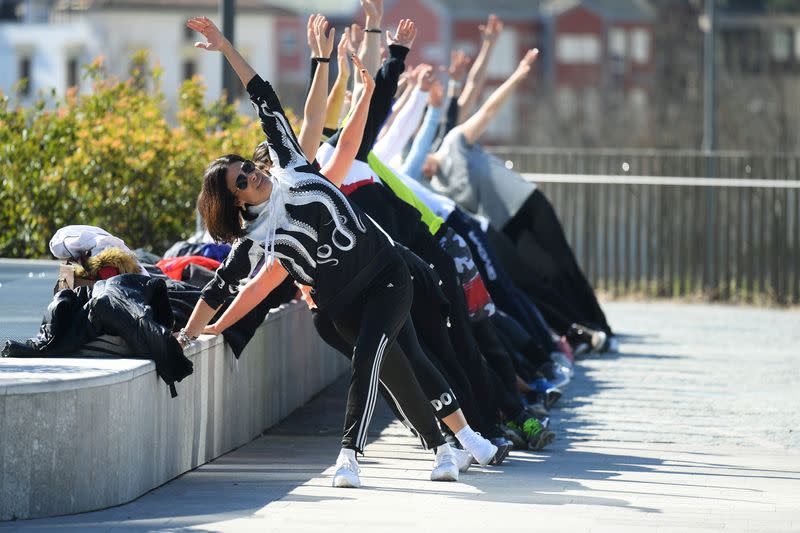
[187,16,256,87]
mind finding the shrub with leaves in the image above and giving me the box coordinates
[0,52,298,258]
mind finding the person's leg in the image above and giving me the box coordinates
[331,262,414,455]
[312,309,446,450]
[504,190,613,335]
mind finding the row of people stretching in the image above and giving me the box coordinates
[178,5,616,488]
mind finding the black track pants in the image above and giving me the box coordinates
[503,190,612,335]
[312,310,446,450]
[325,261,457,452]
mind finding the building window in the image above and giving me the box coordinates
[609,28,626,58]
[182,59,197,81]
[631,29,650,64]
[556,34,600,64]
[18,55,32,96]
[66,56,80,89]
[771,29,791,62]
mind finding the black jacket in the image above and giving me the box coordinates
[2,275,193,397]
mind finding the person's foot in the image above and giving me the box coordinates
[522,400,549,419]
[529,377,563,408]
[507,417,556,451]
[456,429,498,466]
[543,362,571,389]
[489,437,513,465]
[550,352,574,376]
[501,422,527,449]
[567,324,607,355]
[431,444,459,482]
[451,447,473,473]
[332,449,361,488]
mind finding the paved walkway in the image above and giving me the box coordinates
[2,301,799,532]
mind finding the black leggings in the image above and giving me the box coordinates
[502,190,612,334]
[323,260,457,452]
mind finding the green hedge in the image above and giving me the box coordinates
[0,52,298,258]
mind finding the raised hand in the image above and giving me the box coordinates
[187,17,228,52]
[347,24,364,55]
[314,15,336,59]
[387,19,417,49]
[447,50,472,80]
[512,48,539,80]
[307,14,321,57]
[337,33,351,76]
[428,79,444,108]
[352,54,374,96]
[360,0,383,24]
[416,64,435,91]
[479,14,503,43]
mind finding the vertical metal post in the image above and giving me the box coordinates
[220,0,236,103]
[702,0,717,293]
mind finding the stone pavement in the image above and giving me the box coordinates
[2,301,799,532]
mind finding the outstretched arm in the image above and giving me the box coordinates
[189,16,308,167]
[374,65,433,162]
[458,48,538,146]
[204,261,290,335]
[457,14,503,123]
[401,80,444,179]
[321,56,375,187]
[323,33,352,134]
[188,16,256,87]
[298,14,335,162]
[359,0,384,78]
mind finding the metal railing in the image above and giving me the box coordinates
[487,148,800,304]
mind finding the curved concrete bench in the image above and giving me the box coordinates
[0,301,347,521]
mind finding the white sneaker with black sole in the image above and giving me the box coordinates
[455,428,498,467]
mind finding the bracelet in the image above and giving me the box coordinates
[177,328,196,347]
[365,28,381,34]
[312,57,331,63]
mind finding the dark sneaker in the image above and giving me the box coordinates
[567,324,607,355]
[529,377,563,408]
[507,417,556,451]
[489,437,513,465]
[500,423,527,449]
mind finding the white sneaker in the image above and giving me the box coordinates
[430,445,459,482]
[451,447,473,473]
[332,450,361,488]
[458,431,497,467]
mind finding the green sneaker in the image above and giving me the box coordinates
[507,418,555,451]
[501,422,527,449]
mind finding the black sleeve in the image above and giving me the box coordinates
[444,93,460,137]
[200,238,263,309]
[326,44,410,161]
[246,74,308,169]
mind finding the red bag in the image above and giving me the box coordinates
[156,256,221,281]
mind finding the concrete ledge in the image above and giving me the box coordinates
[0,301,348,521]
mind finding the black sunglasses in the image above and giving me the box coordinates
[235,160,256,190]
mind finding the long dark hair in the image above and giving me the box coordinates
[197,154,249,243]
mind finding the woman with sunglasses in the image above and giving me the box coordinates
[181,16,497,487]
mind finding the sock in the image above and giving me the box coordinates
[454,425,478,447]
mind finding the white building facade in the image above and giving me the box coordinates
[0,0,287,115]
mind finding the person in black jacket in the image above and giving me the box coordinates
[182,16,497,488]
